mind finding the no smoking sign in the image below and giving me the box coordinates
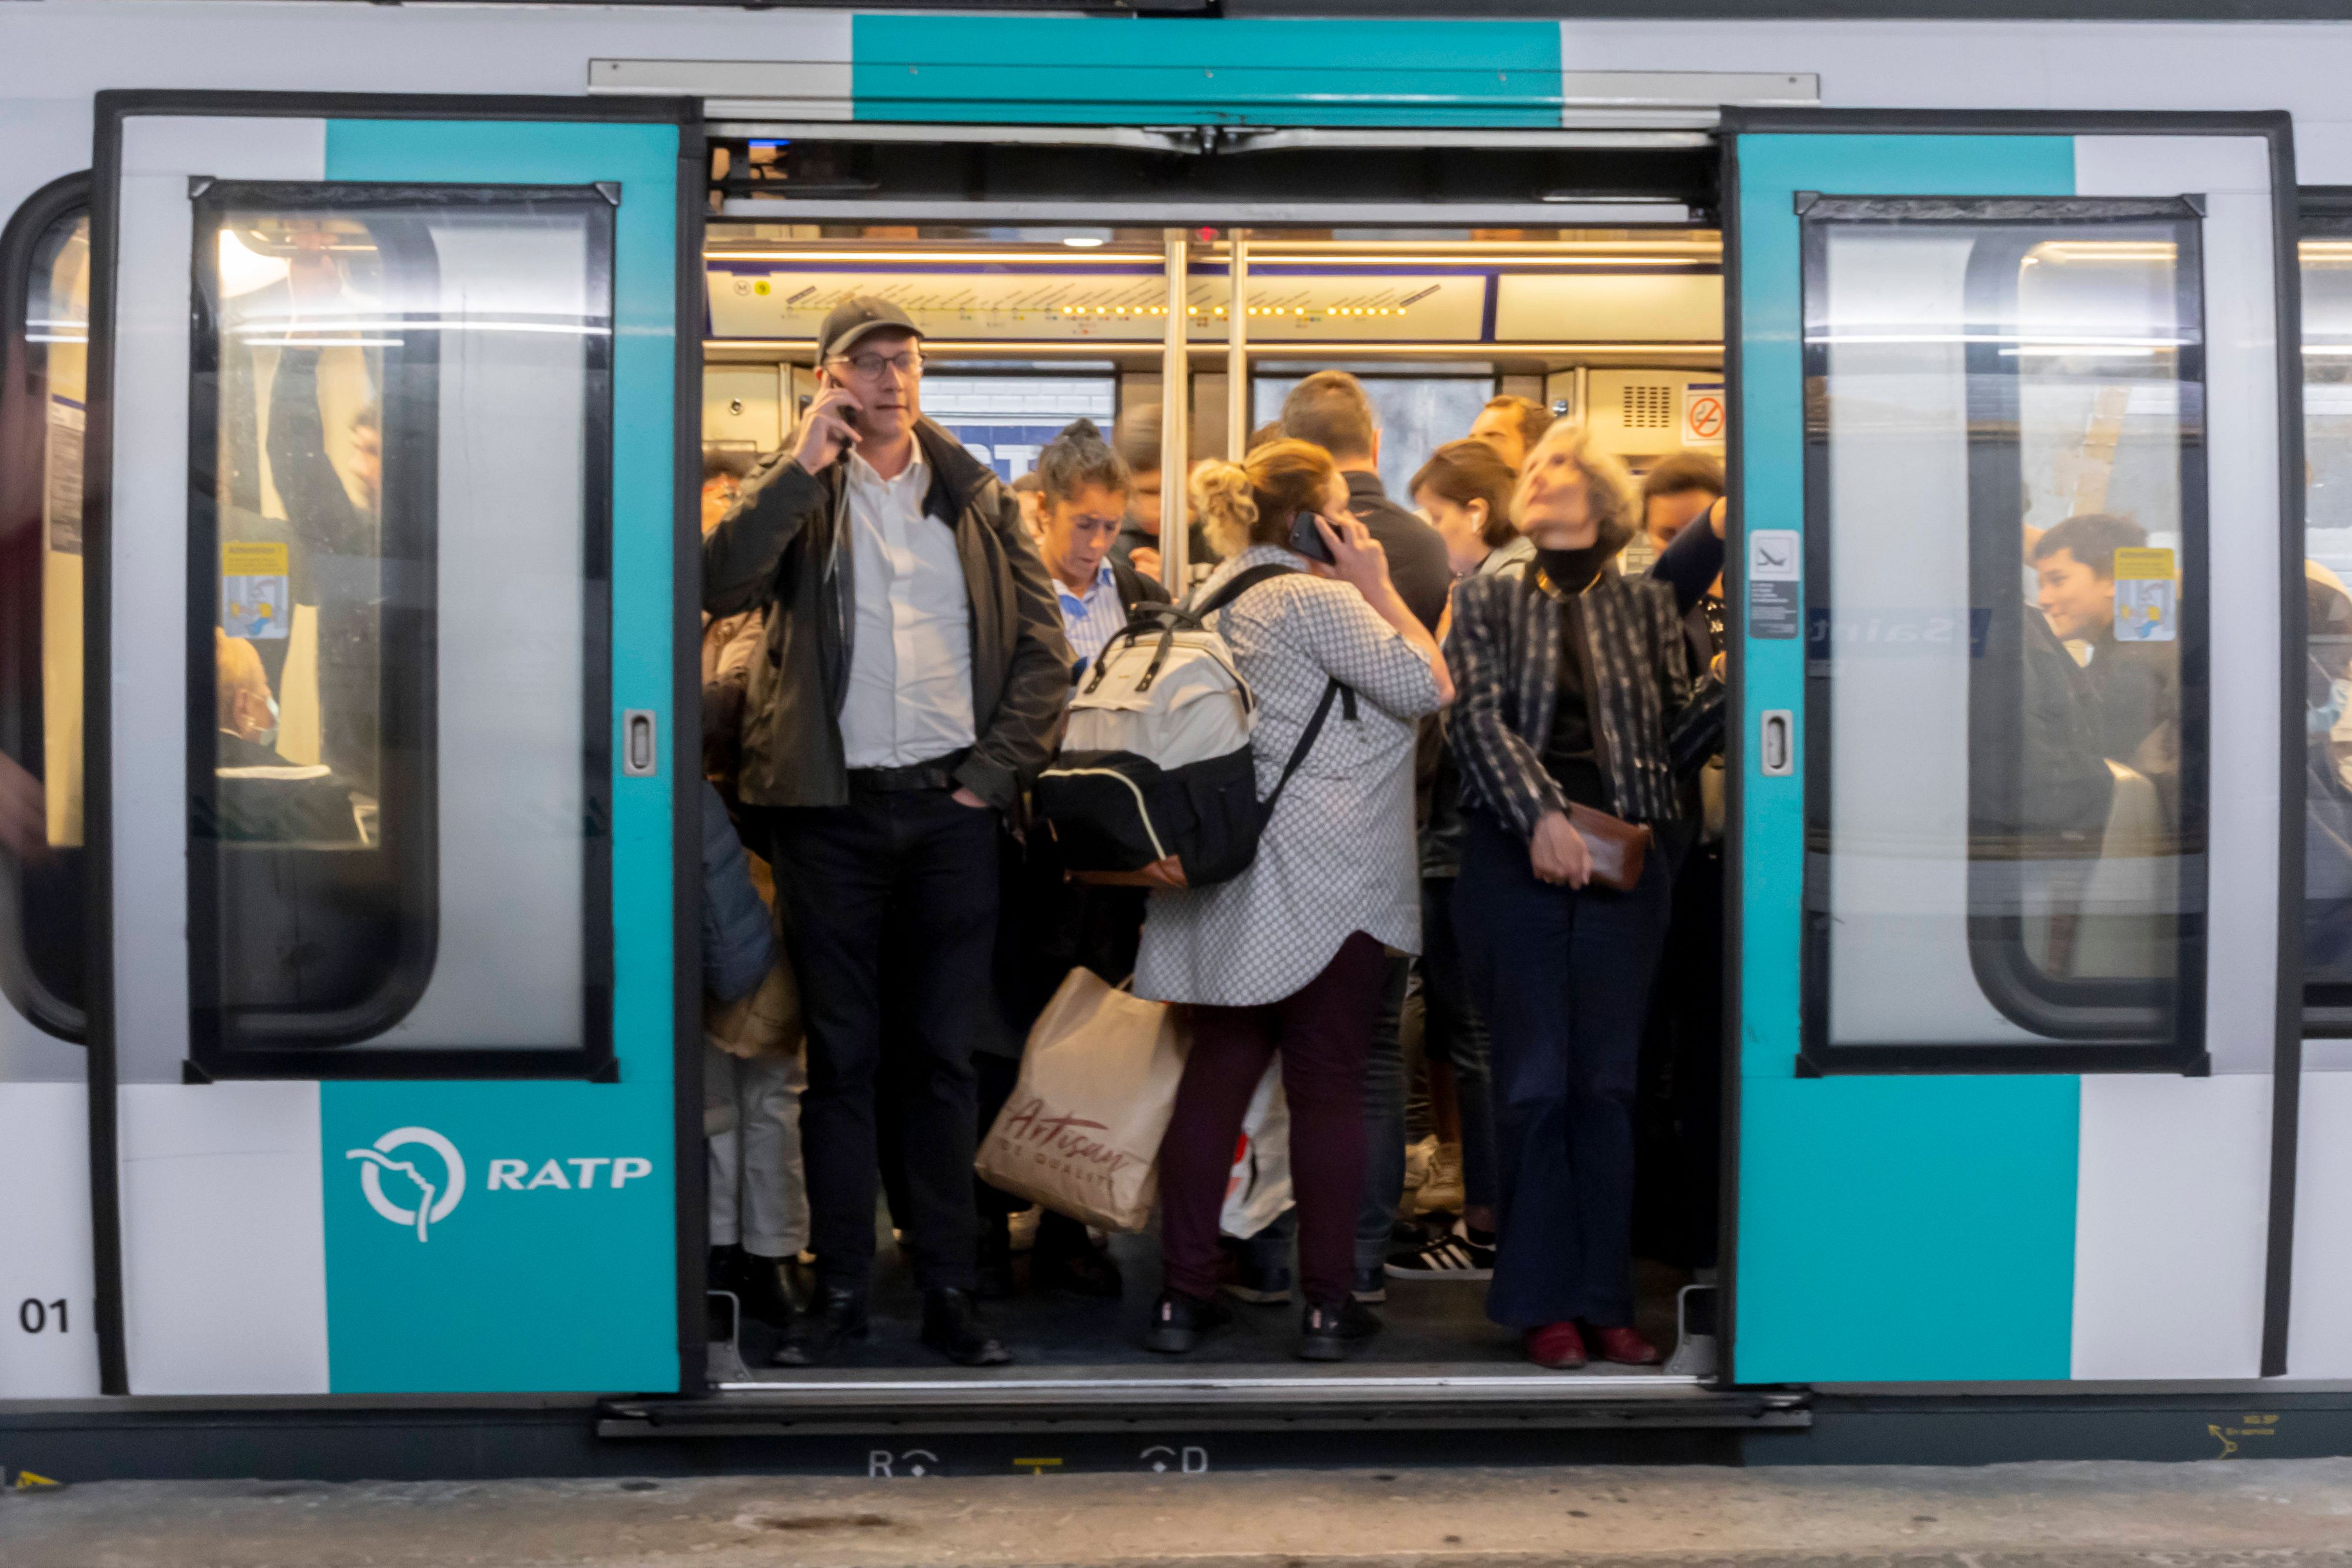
[1679,381,1726,445]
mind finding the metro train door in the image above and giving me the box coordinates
[81,92,700,1396]
[1720,111,2303,1383]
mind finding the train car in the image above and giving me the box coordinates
[5,0,2352,1477]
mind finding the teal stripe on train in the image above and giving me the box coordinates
[318,118,680,1395]
[851,16,1564,126]
[1731,132,2082,1383]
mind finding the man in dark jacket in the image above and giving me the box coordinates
[1279,371,1452,632]
[703,297,1071,1368]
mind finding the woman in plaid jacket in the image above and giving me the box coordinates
[1445,423,1708,1372]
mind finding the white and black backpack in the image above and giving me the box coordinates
[1034,564,1352,890]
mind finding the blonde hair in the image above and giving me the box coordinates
[1191,438,1338,560]
[1512,422,1638,554]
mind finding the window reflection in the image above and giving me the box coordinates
[1802,205,2204,1068]
[1,196,91,1039]
[189,185,612,1073]
[2301,231,2352,1009]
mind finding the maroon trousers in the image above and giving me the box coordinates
[1158,931,1388,1308]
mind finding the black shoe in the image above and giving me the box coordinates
[709,1245,793,1338]
[1219,1241,1294,1305]
[921,1288,1014,1367]
[977,1215,1017,1301]
[1033,1231,1123,1299]
[1142,1288,1232,1354]
[722,1247,799,1330]
[1297,1296,1381,1362]
[771,1283,868,1367]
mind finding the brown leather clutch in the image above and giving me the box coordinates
[1566,802,1653,893]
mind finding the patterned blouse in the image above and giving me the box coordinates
[1133,546,1444,1008]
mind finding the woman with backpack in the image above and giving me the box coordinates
[1134,439,1451,1362]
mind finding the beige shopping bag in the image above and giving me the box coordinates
[975,967,1187,1233]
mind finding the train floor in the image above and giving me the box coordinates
[713,1215,1695,1380]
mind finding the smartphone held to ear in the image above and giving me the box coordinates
[1287,510,1336,564]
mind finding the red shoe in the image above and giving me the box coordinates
[1522,1320,1587,1369]
[1584,1323,1661,1365]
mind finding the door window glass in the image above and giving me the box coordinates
[189,184,614,1077]
[2299,215,2352,1026]
[1800,196,2206,1072]
[922,372,1117,484]
[1,188,90,1041]
[1252,372,1495,501]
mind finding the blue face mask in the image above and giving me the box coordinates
[2312,678,2351,738]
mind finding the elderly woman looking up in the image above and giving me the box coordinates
[1135,439,1450,1364]
[1444,422,1699,1373]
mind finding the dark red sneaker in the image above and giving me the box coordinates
[1585,1323,1661,1365]
[1522,1320,1587,1369]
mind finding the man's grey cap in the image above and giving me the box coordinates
[817,295,923,362]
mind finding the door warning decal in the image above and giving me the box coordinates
[1748,529,1800,640]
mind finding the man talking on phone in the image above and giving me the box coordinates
[704,296,1071,1368]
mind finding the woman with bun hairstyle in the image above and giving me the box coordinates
[1445,422,1700,1371]
[1135,439,1451,1363]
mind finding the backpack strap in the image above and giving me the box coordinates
[1190,562,1299,620]
[1262,677,1347,821]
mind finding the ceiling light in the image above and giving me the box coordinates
[1063,236,1105,249]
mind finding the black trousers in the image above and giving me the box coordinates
[763,786,998,1294]
[1454,810,1672,1329]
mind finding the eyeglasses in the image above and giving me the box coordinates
[830,348,923,377]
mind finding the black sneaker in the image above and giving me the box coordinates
[1351,1261,1388,1305]
[1142,1288,1233,1354]
[1385,1221,1496,1282]
[1220,1242,1294,1305]
[1297,1296,1381,1362]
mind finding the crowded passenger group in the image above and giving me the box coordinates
[696,294,1730,1370]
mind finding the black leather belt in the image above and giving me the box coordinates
[846,748,970,794]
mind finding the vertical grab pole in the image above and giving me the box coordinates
[1225,229,1250,461]
[1161,226,1191,592]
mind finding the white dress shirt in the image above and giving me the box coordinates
[1055,558,1127,673]
[836,449,977,768]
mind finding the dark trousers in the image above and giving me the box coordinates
[764,786,998,1294]
[1636,830,1723,1270]
[1454,811,1671,1328]
[1158,931,1388,1309]
[1418,877,1500,1213]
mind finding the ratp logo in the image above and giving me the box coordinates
[345,1126,466,1242]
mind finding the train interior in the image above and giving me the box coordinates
[693,170,1732,1382]
[9,121,2340,1396]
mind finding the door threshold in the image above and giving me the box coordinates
[602,1373,1806,1436]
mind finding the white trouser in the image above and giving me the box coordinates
[704,1044,810,1258]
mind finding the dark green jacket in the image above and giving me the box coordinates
[702,420,1072,810]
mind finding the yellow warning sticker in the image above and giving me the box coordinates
[2112,546,2176,644]
[222,540,288,577]
[223,541,291,641]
